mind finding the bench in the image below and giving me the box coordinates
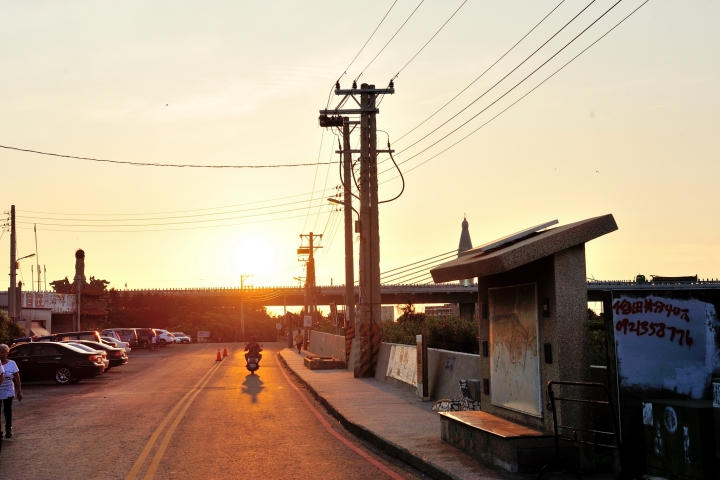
[303,355,345,370]
[439,410,567,473]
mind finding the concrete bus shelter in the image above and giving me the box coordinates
[430,214,618,472]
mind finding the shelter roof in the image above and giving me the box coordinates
[431,214,617,283]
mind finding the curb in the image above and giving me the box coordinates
[277,351,457,480]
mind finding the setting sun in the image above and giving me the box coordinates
[230,235,280,282]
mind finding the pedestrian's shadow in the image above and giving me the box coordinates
[241,374,265,403]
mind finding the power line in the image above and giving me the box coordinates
[15,187,341,217]
[18,208,333,233]
[381,249,456,275]
[312,132,340,232]
[353,0,426,83]
[17,198,320,222]
[394,0,601,157]
[301,128,328,233]
[19,204,328,227]
[334,0,399,89]
[20,204,334,229]
[390,0,468,82]
[378,0,650,183]
[381,254,458,281]
[394,0,566,143]
[0,144,331,169]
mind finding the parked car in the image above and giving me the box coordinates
[172,332,191,344]
[62,342,109,371]
[54,331,103,343]
[8,342,105,384]
[133,328,158,349]
[100,336,132,354]
[153,329,175,347]
[102,329,139,347]
[63,340,128,369]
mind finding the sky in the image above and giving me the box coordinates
[1,0,718,303]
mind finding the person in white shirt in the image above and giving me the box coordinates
[0,344,21,439]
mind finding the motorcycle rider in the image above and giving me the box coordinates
[244,336,263,366]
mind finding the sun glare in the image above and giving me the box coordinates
[231,235,279,281]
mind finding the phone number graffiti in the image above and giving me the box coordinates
[612,298,690,322]
[615,318,694,347]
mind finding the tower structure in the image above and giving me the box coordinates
[458,216,473,287]
[457,216,476,320]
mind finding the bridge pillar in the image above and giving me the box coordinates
[458,302,475,320]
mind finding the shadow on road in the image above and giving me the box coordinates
[241,374,265,403]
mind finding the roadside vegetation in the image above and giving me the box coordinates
[381,304,480,355]
[104,290,284,342]
[0,310,26,344]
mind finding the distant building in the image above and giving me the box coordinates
[381,306,396,322]
[425,304,458,317]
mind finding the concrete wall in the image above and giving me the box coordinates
[374,341,480,401]
[427,348,480,401]
[308,330,346,362]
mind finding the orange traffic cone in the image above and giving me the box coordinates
[223,346,228,357]
[216,349,222,361]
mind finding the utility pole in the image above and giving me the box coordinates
[239,273,253,342]
[9,205,16,325]
[319,83,393,377]
[34,224,40,292]
[285,290,293,348]
[341,118,356,351]
[298,232,321,351]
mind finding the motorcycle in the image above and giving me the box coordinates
[246,355,260,374]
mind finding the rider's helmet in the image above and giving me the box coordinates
[251,336,257,342]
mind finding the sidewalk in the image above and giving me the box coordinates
[278,348,510,480]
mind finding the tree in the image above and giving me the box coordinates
[0,310,26,345]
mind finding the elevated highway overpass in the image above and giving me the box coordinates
[114,279,720,307]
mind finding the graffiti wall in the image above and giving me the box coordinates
[386,344,417,386]
[488,283,541,417]
[613,294,719,398]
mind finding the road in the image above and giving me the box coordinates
[0,343,423,480]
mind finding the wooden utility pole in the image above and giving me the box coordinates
[239,273,253,342]
[342,118,356,348]
[298,233,321,351]
[318,83,394,377]
[9,205,16,325]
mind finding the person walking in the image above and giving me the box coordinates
[151,332,158,352]
[0,344,21,439]
[294,330,304,354]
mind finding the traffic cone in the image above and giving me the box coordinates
[216,349,222,361]
[223,346,228,357]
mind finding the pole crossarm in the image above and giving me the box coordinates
[319,108,379,115]
[335,149,394,154]
[335,88,394,95]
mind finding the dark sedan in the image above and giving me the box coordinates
[62,340,128,369]
[9,342,106,385]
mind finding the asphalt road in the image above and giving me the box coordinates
[0,343,424,480]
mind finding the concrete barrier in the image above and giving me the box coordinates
[426,348,479,401]
[308,331,346,362]
[375,342,479,401]
[315,335,480,401]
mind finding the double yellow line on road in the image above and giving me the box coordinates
[125,361,222,480]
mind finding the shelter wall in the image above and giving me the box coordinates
[477,246,589,433]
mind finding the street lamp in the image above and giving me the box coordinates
[327,197,360,233]
[15,253,35,269]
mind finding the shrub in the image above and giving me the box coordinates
[381,315,479,354]
[0,310,26,345]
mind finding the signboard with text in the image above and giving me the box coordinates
[303,315,313,327]
[612,294,716,398]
